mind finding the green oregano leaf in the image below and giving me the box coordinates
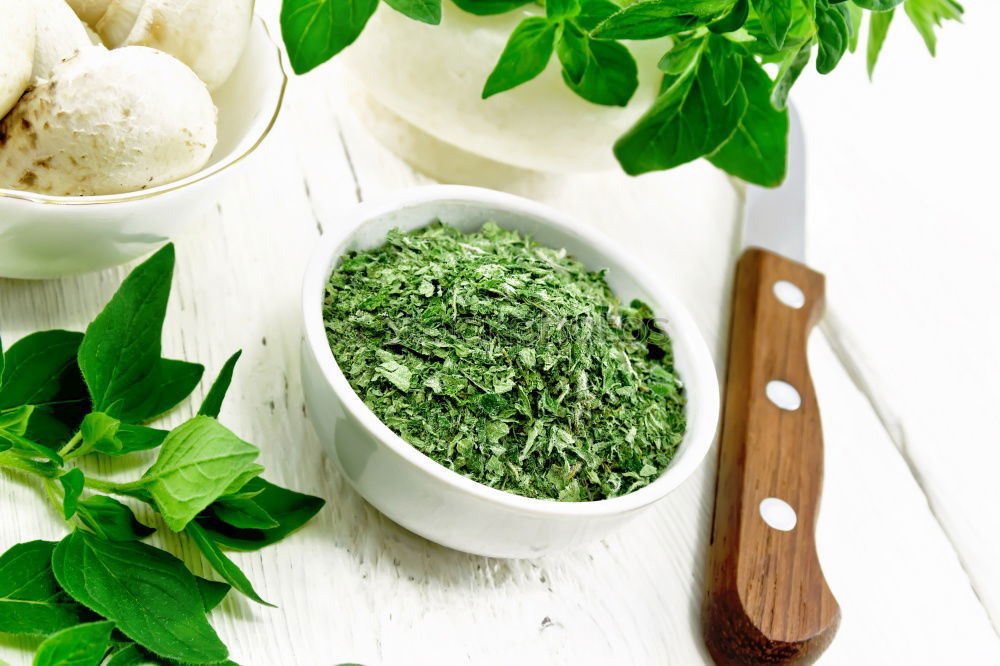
[196,477,326,551]
[615,38,747,174]
[198,351,242,419]
[76,495,155,542]
[557,22,638,107]
[547,0,581,20]
[450,0,533,15]
[59,468,85,519]
[280,0,379,74]
[52,530,229,664]
[708,58,789,186]
[771,39,811,108]
[866,7,895,77]
[815,0,851,74]
[0,330,83,410]
[709,0,749,32]
[904,0,962,56]
[140,416,261,532]
[591,0,733,40]
[196,577,231,612]
[750,0,793,49]
[384,0,443,24]
[852,0,903,10]
[185,522,274,607]
[0,541,88,635]
[32,619,114,666]
[482,17,559,99]
[77,245,203,424]
[212,497,280,530]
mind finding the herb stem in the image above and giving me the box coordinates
[58,431,83,458]
[83,476,145,499]
[0,451,59,479]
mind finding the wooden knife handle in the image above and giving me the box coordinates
[703,248,840,665]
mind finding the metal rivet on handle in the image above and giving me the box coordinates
[759,497,797,531]
[766,380,801,411]
[773,280,806,309]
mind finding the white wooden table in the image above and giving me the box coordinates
[2,3,999,664]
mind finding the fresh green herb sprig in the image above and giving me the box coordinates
[280,0,961,187]
[324,222,687,502]
[0,245,325,665]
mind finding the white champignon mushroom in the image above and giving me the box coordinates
[0,46,218,196]
[32,0,99,82]
[95,0,254,90]
[64,0,113,26]
[0,0,35,120]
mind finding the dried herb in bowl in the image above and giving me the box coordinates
[323,222,687,501]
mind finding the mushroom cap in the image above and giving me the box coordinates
[98,0,254,90]
[0,46,218,196]
[0,0,35,119]
[32,0,97,81]
[65,0,113,26]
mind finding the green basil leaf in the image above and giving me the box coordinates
[0,331,83,409]
[196,478,326,551]
[212,497,280,530]
[591,0,732,39]
[770,39,811,108]
[451,0,533,15]
[198,351,242,419]
[614,41,747,174]
[852,0,902,9]
[750,0,792,49]
[76,495,155,541]
[140,416,260,532]
[866,7,894,77]
[815,0,850,73]
[482,17,558,99]
[103,644,148,666]
[195,577,231,612]
[708,58,788,186]
[557,24,638,106]
[52,530,228,664]
[384,0,442,23]
[0,541,88,635]
[547,0,581,19]
[33,620,114,666]
[709,0,749,32]
[185,522,274,607]
[59,468,85,519]
[575,0,621,30]
[280,0,379,74]
[903,0,961,56]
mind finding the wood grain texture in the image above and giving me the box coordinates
[705,249,838,665]
[1,4,999,664]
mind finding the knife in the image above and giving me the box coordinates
[703,106,840,665]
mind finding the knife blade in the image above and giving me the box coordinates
[703,104,841,666]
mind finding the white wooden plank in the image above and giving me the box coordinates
[794,1,1000,630]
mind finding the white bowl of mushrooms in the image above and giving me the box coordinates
[0,0,285,279]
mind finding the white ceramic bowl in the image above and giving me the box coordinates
[0,17,285,279]
[301,186,720,558]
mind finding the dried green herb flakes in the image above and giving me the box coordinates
[324,222,687,501]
